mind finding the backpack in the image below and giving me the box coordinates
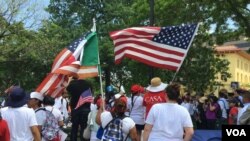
[39,108,60,140]
[102,115,127,141]
[216,103,222,119]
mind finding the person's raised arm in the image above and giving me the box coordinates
[96,99,105,125]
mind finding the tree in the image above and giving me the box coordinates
[0,0,61,92]
[46,0,137,91]
[2,0,247,94]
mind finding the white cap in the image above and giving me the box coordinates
[114,93,122,99]
[120,86,125,94]
[30,92,44,101]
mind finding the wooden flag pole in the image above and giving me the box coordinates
[92,18,105,110]
[148,0,155,84]
[171,23,200,83]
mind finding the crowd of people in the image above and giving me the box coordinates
[0,86,70,141]
[0,76,250,141]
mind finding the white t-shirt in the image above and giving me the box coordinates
[91,103,97,111]
[237,103,250,125]
[101,111,135,141]
[181,102,191,114]
[146,103,193,141]
[1,106,38,141]
[53,96,69,119]
[35,108,47,126]
[127,96,145,125]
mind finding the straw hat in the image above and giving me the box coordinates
[199,96,207,104]
[146,77,168,92]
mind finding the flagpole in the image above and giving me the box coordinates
[148,0,155,84]
[91,18,105,104]
[171,23,200,83]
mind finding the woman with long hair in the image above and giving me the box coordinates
[96,94,138,141]
[128,84,145,141]
[205,95,220,129]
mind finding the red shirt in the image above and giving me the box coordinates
[228,106,238,125]
[143,91,168,118]
[0,119,10,141]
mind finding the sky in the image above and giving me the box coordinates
[24,0,50,29]
[0,0,50,30]
[1,1,249,31]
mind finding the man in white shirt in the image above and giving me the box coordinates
[237,91,250,125]
[28,91,46,132]
[218,89,229,127]
[53,93,69,125]
[1,86,41,141]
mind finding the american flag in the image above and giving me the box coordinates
[75,88,93,109]
[110,23,199,71]
[36,32,97,98]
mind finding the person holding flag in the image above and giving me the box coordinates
[36,20,99,98]
[66,79,94,141]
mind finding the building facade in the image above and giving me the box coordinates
[215,41,250,90]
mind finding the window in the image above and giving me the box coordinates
[237,60,239,68]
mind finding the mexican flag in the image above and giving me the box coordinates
[78,32,99,79]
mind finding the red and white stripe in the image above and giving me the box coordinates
[74,96,93,109]
[36,73,68,98]
[110,27,187,71]
[77,66,99,79]
[36,39,86,97]
[52,49,75,72]
[53,61,81,78]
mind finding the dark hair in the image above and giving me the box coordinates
[242,91,250,100]
[219,89,227,98]
[166,83,180,101]
[112,96,127,117]
[94,94,102,104]
[208,95,218,103]
[228,92,234,97]
[43,95,55,105]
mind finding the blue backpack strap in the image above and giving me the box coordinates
[35,107,46,113]
[218,100,226,109]
[103,114,128,140]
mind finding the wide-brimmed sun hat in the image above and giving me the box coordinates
[146,77,168,92]
[199,96,207,104]
[30,92,44,101]
[5,86,29,107]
